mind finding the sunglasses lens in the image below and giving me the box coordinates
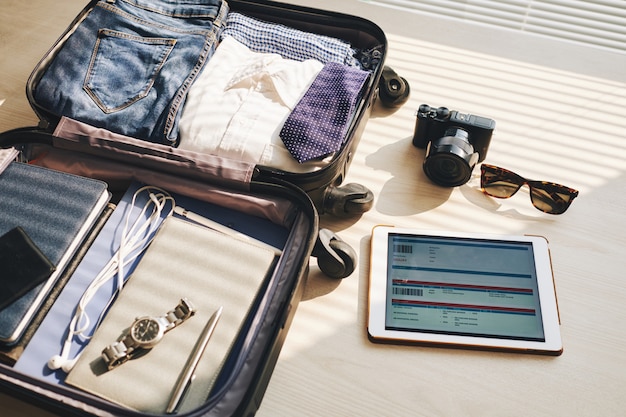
[481,166,521,198]
[482,180,519,198]
[529,182,577,214]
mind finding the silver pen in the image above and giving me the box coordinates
[166,306,223,414]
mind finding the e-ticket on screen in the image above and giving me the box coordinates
[385,233,546,341]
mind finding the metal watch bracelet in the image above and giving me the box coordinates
[101,298,195,370]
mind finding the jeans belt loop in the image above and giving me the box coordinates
[214,0,229,29]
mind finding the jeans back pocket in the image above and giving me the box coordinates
[84,29,176,113]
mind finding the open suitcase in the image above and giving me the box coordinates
[0,0,388,416]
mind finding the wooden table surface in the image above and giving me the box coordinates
[1,1,625,416]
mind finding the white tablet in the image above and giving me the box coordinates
[368,226,562,355]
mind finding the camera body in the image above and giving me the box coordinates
[413,104,495,187]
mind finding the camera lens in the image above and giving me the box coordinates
[423,127,480,187]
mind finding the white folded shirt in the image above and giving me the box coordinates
[178,36,329,172]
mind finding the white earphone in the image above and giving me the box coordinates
[47,354,79,373]
[47,186,175,373]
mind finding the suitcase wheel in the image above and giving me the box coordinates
[378,66,411,108]
[313,228,357,279]
[323,183,374,217]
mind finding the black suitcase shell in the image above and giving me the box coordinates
[25,0,388,218]
[0,124,317,417]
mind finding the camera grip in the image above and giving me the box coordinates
[412,105,433,148]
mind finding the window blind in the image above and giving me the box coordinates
[365,0,626,53]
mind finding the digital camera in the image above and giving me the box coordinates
[413,104,496,187]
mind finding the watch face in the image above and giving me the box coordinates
[131,317,162,346]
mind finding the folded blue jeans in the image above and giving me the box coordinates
[34,0,228,145]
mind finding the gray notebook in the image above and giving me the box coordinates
[0,162,109,344]
[65,215,277,414]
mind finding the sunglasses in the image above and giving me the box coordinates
[480,164,579,214]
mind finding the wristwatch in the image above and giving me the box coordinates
[101,298,196,370]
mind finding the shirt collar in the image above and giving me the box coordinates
[225,54,323,109]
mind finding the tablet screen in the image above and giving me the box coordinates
[386,233,544,341]
[368,226,562,355]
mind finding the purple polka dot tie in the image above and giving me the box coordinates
[280,62,370,163]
